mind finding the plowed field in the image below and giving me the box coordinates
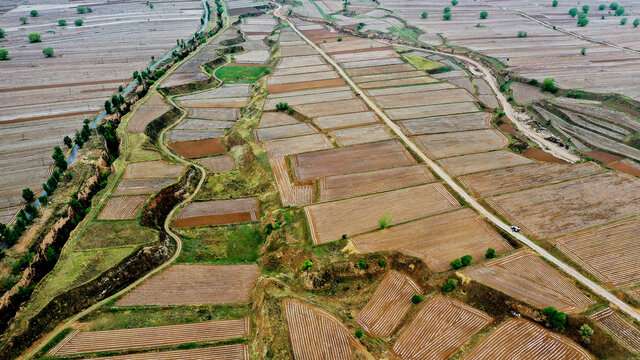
[329,124,393,146]
[196,155,236,173]
[259,112,300,127]
[264,134,333,157]
[126,94,171,133]
[590,308,640,353]
[386,102,479,120]
[415,130,508,159]
[270,157,313,207]
[97,195,147,220]
[398,112,489,135]
[371,89,474,109]
[174,198,259,227]
[168,138,226,158]
[345,63,416,76]
[123,161,185,179]
[313,112,379,130]
[86,344,249,360]
[113,178,176,196]
[438,150,533,176]
[254,123,317,141]
[294,98,368,118]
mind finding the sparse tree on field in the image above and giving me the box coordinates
[77,7,86,14]
[442,278,458,292]
[451,0,458,6]
[30,9,38,17]
[421,11,428,19]
[355,330,363,338]
[74,18,83,26]
[450,258,463,269]
[0,28,5,38]
[104,100,112,114]
[518,30,528,37]
[569,7,578,17]
[28,32,41,43]
[63,136,73,148]
[599,4,606,10]
[602,14,606,19]
[444,6,451,13]
[42,47,54,57]
[578,16,589,26]
[579,324,594,343]
[610,2,618,10]
[22,188,35,203]
[0,49,8,61]
[542,78,557,92]
[461,255,473,266]
[552,0,558,6]
[378,213,392,229]
[300,259,313,271]
[443,12,452,20]
[480,11,488,19]
[542,307,567,330]
[20,16,27,24]
[581,47,587,55]
[582,4,590,13]
[149,3,154,9]
[634,18,640,27]
[615,6,625,16]
[58,19,66,26]
[485,248,496,258]
[620,17,627,24]
[411,294,422,304]
[86,7,92,12]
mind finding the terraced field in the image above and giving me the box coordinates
[173,198,260,227]
[590,308,640,353]
[86,344,249,360]
[97,195,148,220]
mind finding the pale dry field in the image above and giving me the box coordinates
[86,344,249,360]
[329,123,393,146]
[386,102,479,120]
[313,112,379,130]
[371,88,474,109]
[97,195,148,220]
[590,307,640,353]
[264,133,333,157]
[174,198,259,227]
[398,112,490,135]
[195,154,236,173]
[415,129,508,159]
[438,150,533,176]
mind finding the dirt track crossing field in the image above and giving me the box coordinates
[85,344,249,360]
[115,264,260,306]
[47,318,249,356]
[356,271,421,337]
[589,308,640,353]
[284,299,357,360]
[392,295,491,360]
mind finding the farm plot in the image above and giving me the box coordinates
[345,63,417,77]
[294,98,369,118]
[371,89,474,109]
[551,217,640,288]
[459,162,600,198]
[267,78,347,93]
[259,112,300,127]
[510,82,550,104]
[333,49,397,63]
[386,102,479,120]
[177,84,251,101]
[486,173,640,239]
[329,124,393,146]
[85,344,249,360]
[398,112,490,135]
[313,112,380,130]
[47,319,249,356]
[462,252,593,313]
[269,157,313,207]
[352,71,426,84]
[196,155,236,173]
[168,138,227,158]
[186,107,240,120]
[321,38,392,53]
[392,295,492,360]
[552,99,640,132]
[264,134,333,157]
[268,71,340,86]
[356,270,421,337]
[174,119,235,130]
[320,165,433,202]
[125,161,184,180]
[352,208,512,271]
[341,57,404,69]
[464,318,591,360]
[306,183,460,244]
[167,129,227,142]
[174,198,259,227]
[254,123,317,141]
[292,140,415,181]
[264,90,355,110]
[438,150,533,176]
[359,76,439,89]
[277,55,326,68]
[127,94,171,133]
[116,264,260,306]
[284,299,357,360]
[113,178,177,196]
[414,129,508,159]
[97,196,148,220]
[271,64,333,76]
[590,308,640,353]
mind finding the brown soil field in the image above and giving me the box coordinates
[267,78,347,93]
[372,89,474,109]
[264,90,355,110]
[392,295,492,360]
[462,252,593,313]
[284,299,357,360]
[551,217,640,288]
[292,140,415,181]
[179,101,249,108]
[386,102,479,120]
[267,71,340,86]
[86,344,249,360]
[415,129,508,159]
[329,124,393,146]
[438,150,534,176]
[112,178,177,196]
[294,98,369,118]
[510,82,550,104]
[116,264,260,306]
[464,318,591,360]
[168,138,226,158]
[590,308,640,353]
[587,150,622,164]
[398,112,489,135]
[281,44,321,57]
[177,84,251,101]
[48,318,249,356]
[123,161,185,179]
[259,112,300,127]
[254,123,317,142]
[264,134,333,157]
[126,94,171,133]
[320,165,434,202]
[356,270,421,338]
[522,148,566,164]
[195,155,236,173]
[486,173,640,239]
[608,160,640,177]
[352,70,425,84]
[305,183,460,244]
[269,157,313,207]
[458,163,600,198]
[174,198,259,227]
[359,76,439,89]
[186,107,239,121]
[313,112,380,130]
[353,208,512,271]
[365,83,456,97]
[345,63,417,77]
[478,94,499,108]
[272,64,333,76]
[97,195,148,220]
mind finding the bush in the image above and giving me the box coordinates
[20,16,27,24]
[620,17,627,24]
[552,0,558,6]
[461,255,473,266]
[450,258,463,269]
[42,47,54,57]
[569,8,578,17]
[378,213,392,229]
[0,28,4,38]
[517,30,527,37]
[355,330,363,338]
[58,19,66,26]
[75,18,83,26]
[337,37,342,42]
[485,248,496,258]
[615,6,625,16]
[581,47,586,55]
[542,307,567,330]
[357,259,368,270]
[542,78,558,93]
[421,11,428,19]
[480,11,488,19]
[442,278,458,292]
[577,17,589,26]
[30,9,38,17]
[411,294,422,304]
[444,6,451,13]
[28,32,41,43]
[634,18,640,27]
[528,78,539,85]
[610,2,618,10]
[582,4,589,13]
[451,0,458,5]
[443,12,452,20]
[599,4,606,10]
[580,324,594,343]
[378,258,386,267]
[0,49,8,61]
[300,259,313,271]
[77,7,86,14]
[275,102,289,112]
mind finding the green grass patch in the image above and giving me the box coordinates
[403,55,449,73]
[75,220,158,250]
[389,26,423,43]
[176,223,264,263]
[215,65,267,83]
[195,170,252,200]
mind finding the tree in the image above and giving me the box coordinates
[0,28,5,38]
[442,278,458,292]
[443,12,452,20]
[355,330,363,338]
[0,49,8,61]
[610,2,618,10]
[578,17,589,26]
[19,16,27,25]
[411,294,422,304]
[451,0,458,5]
[149,3,154,9]
[58,19,66,26]
[22,188,35,202]
[450,258,463,269]
[300,259,313,271]
[42,47,54,57]
[485,248,496,258]
[74,18,83,26]
[569,7,578,17]
[598,4,606,10]
[444,6,451,13]
[542,307,567,330]
[542,78,558,93]
[38,194,48,205]
[275,102,289,111]
[581,47,587,55]
[620,17,627,24]
[615,6,625,16]
[582,4,589,13]
[378,213,392,229]
[552,0,558,7]
[480,11,488,19]
[28,32,41,43]
[634,18,640,27]
[30,9,38,17]
[357,259,368,270]
[421,11,428,19]
[378,258,386,267]
[77,7,86,14]
[461,255,473,266]
[63,136,73,148]
[517,30,527,37]
[579,324,594,343]
[104,100,112,114]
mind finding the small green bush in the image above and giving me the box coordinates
[542,307,567,330]
[411,294,422,304]
[634,18,640,27]
[58,19,66,26]
[20,16,28,24]
[421,11,428,19]
[442,278,458,292]
[28,32,41,43]
[42,47,54,57]
[75,18,83,26]
[582,4,590,13]
[480,11,488,19]
[610,2,618,10]
[450,258,463,269]
[620,17,627,24]
[357,259,368,270]
[0,28,4,38]
[552,0,558,7]
[30,9,38,17]
[461,255,473,266]
[517,30,527,37]
[378,259,386,267]
[301,259,313,271]
[355,330,363,338]
[0,49,8,61]
[485,248,496,258]
[378,213,392,229]
[443,12,452,20]
[598,4,606,10]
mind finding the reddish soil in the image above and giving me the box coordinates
[608,161,640,176]
[498,123,521,138]
[303,29,342,40]
[168,138,226,158]
[523,148,566,164]
[173,212,254,227]
[587,150,622,163]
[328,46,394,55]
[266,78,347,93]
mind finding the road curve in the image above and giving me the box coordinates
[273,5,640,323]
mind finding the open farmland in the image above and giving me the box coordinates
[47,318,249,356]
[84,344,249,360]
[173,198,260,227]
[284,299,357,360]
[415,129,508,159]
[306,183,460,244]
[329,124,393,146]
[486,173,640,239]
[97,195,147,220]
[398,112,490,135]
[352,208,512,271]
[590,308,640,353]
[392,295,492,360]
[114,160,184,196]
[126,94,171,133]
[551,217,640,288]
[464,318,591,360]
[195,154,236,173]
[356,270,421,338]
[264,134,333,157]
[438,150,533,176]
[462,252,593,313]
[116,264,260,306]
[269,156,313,207]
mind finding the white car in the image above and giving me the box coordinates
[511,226,521,233]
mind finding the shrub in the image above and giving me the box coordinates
[77,7,86,14]
[542,78,558,93]
[357,259,368,270]
[610,2,618,10]
[442,278,458,292]
[485,248,496,258]
[582,4,589,13]
[20,16,27,24]
[378,259,386,267]
[411,294,422,304]
[301,259,313,271]
[443,12,452,20]
[461,255,473,266]
[517,30,527,37]
[275,102,289,111]
[602,14,606,19]
[450,258,463,269]
[480,11,488,19]
[355,330,363,338]
[22,188,35,202]
[620,17,627,24]
[444,6,451,13]
[58,19,66,26]
[552,0,558,7]
[599,4,606,10]
[30,9,38,17]
[0,28,4,38]
[451,0,458,5]
[577,17,589,26]
[378,213,392,229]
[421,11,428,19]
[28,32,41,43]
[542,307,567,330]
[528,78,539,85]
[75,18,83,26]
[634,18,640,27]
[337,37,342,42]
[615,6,625,16]
[569,7,578,17]
[42,47,54,57]
[0,49,8,61]
[580,324,594,343]
[581,47,586,55]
